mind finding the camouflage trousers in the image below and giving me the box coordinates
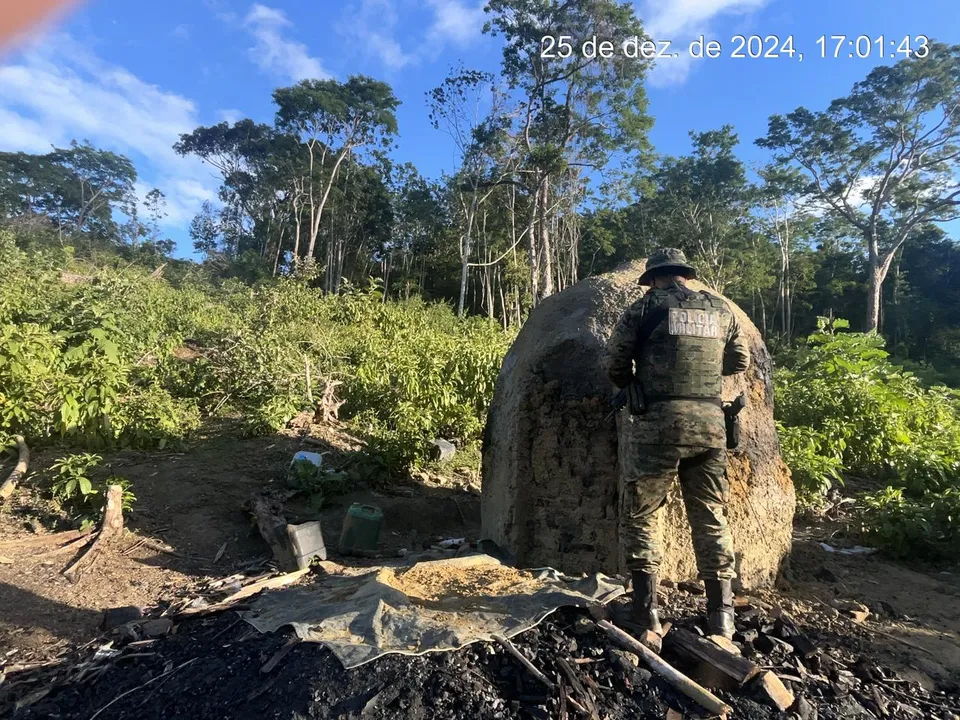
[619,445,736,581]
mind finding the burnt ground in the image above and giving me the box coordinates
[1,422,960,718]
[4,586,960,720]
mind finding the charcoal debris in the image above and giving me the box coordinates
[2,588,957,720]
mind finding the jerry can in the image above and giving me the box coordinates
[339,503,383,556]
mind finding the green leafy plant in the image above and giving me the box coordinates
[0,249,510,478]
[48,453,136,527]
[776,423,845,504]
[777,317,960,504]
[286,459,351,510]
[49,453,103,507]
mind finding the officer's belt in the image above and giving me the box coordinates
[645,394,723,408]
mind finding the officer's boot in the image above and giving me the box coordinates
[631,570,663,635]
[704,579,735,639]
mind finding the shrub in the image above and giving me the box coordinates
[0,247,512,477]
[859,487,960,562]
[776,317,960,559]
[776,318,960,502]
[776,423,844,503]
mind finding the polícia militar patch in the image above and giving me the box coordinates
[668,308,720,338]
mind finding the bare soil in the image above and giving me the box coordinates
[0,421,481,664]
[1,424,959,718]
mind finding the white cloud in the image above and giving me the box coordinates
[337,0,483,71]
[218,108,244,123]
[336,0,416,70]
[425,0,485,45]
[639,0,770,87]
[172,24,191,41]
[243,4,331,81]
[0,108,53,153]
[0,33,219,233]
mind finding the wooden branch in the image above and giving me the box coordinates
[176,568,309,618]
[597,620,732,717]
[36,533,95,558]
[494,634,556,690]
[0,528,92,550]
[261,637,300,673]
[667,628,762,687]
[0,435,29,502]
[62,484,125,583]
[557,657,600,720]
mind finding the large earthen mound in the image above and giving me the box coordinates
[481,262,794,589]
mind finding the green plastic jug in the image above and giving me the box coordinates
[339,503,383,556]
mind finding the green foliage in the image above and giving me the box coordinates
[0,244,510,479]
[48,453,136,528]
[859,487,960,562]
[286,459,351,510]
[777,318,960,497]
[777,318,960,559]
[338,283,508,471]
[776,423,844,504]
[0,248,204,448]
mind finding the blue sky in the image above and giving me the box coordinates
[0,0,957,256]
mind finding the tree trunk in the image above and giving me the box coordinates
[867,263,884,333]
[526,185,539,308]
[457,192,478,317]
[539,175,554,300]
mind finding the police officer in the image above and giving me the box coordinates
[602,248,750,638]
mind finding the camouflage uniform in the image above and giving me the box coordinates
[603,271,750,582]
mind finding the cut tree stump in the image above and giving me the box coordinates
[667,628,762,687]
[62,484,125,582]
[0,435,29,502]
[314,379,345,424]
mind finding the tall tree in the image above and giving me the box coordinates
[647,126,756,292]
[483,0,653,307]
[757,42,960,332]
[273,76,400,269]
[428,68,512,315]
[0,142,136,244]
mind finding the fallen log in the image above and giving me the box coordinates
[62,484,125,582]
[667,628,762,687]
[36,532,96,558]
[597,620,732,717]
[494,634,556,691]
[0,435,29,502]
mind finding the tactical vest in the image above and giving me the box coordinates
[636,285,728,400]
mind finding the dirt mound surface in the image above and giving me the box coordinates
[383,564,539,602]
[482,261,794,588]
